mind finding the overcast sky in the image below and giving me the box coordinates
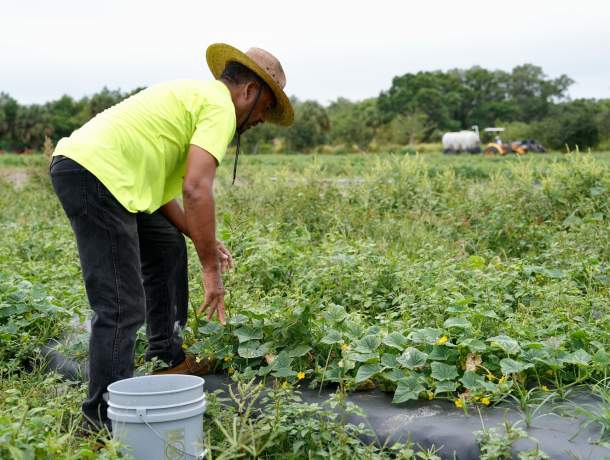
[2,0,609,105]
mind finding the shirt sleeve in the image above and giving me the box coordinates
[190,103,236,164]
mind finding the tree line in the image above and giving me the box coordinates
[1,64,609,153]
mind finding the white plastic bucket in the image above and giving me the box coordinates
[107,375,206,460]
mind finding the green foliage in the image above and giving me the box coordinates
[204,378,443,459]
[377,64,573,138]
[0,372,122,459]
[327,97,380,149]
[0,274,71,362]
[283,99,330,151]
[475,419,550,460]
[535,99,600,149]
[1,152,610,456]
[3,64,610,154]
[0,87,141,152]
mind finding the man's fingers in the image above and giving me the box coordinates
[206,300,217,321]
[201,295,226,324]
[217,298,226,325]
[220,257,229,273]
[197,301,209,315]
[226,252,234,269]
[217,242,235,270]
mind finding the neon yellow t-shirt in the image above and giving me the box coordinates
[53,79,236,213]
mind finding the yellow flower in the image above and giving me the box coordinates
[297,372,305,380]
[341,343,350,351]
[181,343,188,349]
[485,372,495,381]
[541,385,549,392]
[227,367,235,375]
[480,397,491,406]
[436,336,449,345]
[498,376,508,384]
[454,399,463,408]
[195,356,202,364]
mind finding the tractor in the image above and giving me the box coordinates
[482,127,545,155]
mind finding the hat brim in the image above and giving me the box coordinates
[206,43,294,126]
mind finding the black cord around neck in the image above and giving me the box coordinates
[233,83,264,185]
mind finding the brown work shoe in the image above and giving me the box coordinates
[152,354,216,377]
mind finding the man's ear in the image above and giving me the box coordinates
[244,81,258,102]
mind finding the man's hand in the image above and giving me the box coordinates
[198,269,226,324]
[217,240,234,273]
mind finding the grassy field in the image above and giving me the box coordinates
[1,151,609,458]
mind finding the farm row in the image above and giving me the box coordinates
[1,152,608,457]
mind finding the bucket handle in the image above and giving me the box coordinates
[135,408,206,460]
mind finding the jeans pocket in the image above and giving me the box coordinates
[51,171,88,218]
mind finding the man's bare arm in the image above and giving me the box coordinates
[160,200,190,237]
[160,198,234,271]
[183,144,225,323]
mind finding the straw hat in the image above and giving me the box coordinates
[206,43,294,126]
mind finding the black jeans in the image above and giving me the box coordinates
[50,155,188,428]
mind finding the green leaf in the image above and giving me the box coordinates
[320,329,343,345]
[268,351,292,370]
[344,321,365,340]
[467,255,486,269]
[355,363,382,383]
[447,305,468,314]
[525,265,565,279]
[0,305,29,319]
[393,376,424,403]
[237,341,269,359]
[354,335,382,353]
[434,380,458,394]
[347,352,379,363]
[560,349,592,366]
[272,368,296,378]
[443,317,472,329]
[228,314,249,326]
[198,321,223,335]
[429,345,454,361]
[480,310,499,320]
[323,365,342,381]
[286,344,311,357]
[593,349,610,365]
[396,347,428,369]
[458,338,488,352]
[322,304,347,323]
[384,369,406,382]
[488,335,521,355]
[430,362,458,381]
[500,358,534,375]
[381,353,399,368]
[460,370,486,389]
[383,332,408,351]
[234,326,263,343]
[408,328,443,345]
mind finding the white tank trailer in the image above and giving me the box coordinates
[442,126,481,154]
